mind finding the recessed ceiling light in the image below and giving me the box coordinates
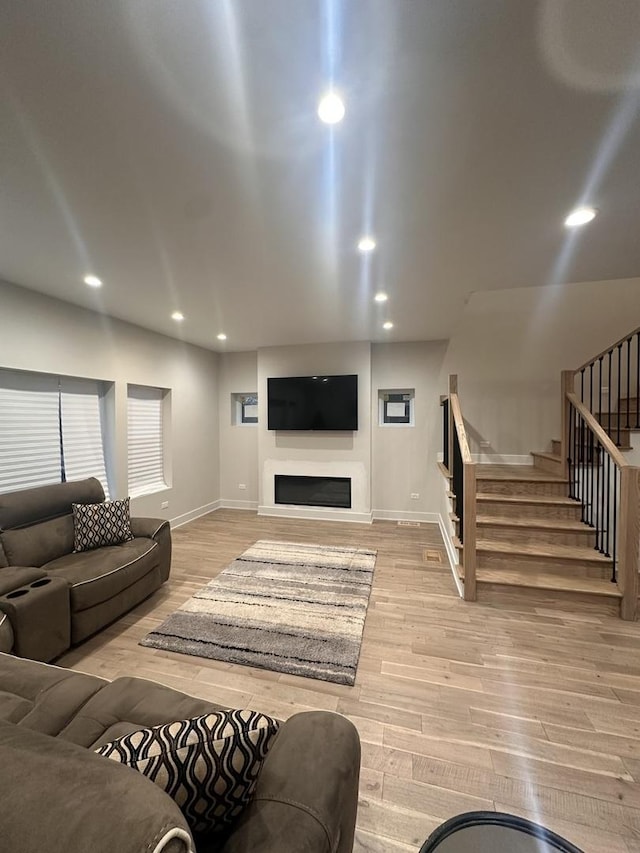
[317,92,345,124]
[83,275,102,288]
[564,206,597,227]
[171,311,184,321]
[217,333,227,341]
[374,292,388,303]
[358,236,376,252]
[383,321,394,330]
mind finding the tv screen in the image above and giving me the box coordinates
[267,375,358,431]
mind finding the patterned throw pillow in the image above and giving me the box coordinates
[72,498,133,552]
[95,710,280,834]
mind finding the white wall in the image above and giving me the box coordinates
[257,342,372,521]
[0,280,220,523]
[371,341,447,519]
[218,351,259,507]
[442,277,640,456]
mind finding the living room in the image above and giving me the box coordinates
[2,2,640,852]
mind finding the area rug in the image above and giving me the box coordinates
[140,540,377,685]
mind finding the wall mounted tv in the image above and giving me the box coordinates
[267,374,358,431]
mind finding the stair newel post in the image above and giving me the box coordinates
[618,467,640,621]
[560,371,575,481]
[448,374,457,482]
[462,461,477,601]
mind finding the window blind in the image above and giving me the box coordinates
[127,385,165,496]
[0,370,62,494]
[60,378,110,498]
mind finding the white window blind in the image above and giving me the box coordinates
[128,385,166,497]
[60,378,110,498]
[0,370,62,494]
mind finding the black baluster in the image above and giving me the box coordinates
[617,343,622,446]
[612,464,618,582]
[580,368,585,405]
[589,363,593,414]
[598,356,603,431]
[636,332,640,429]
[579,414,585,521]
[443,399,449,471]
[604,453,611,558]
[626,338,631,430]
[595,437,601,551]
[568,405,574,499]
[608,351,612,436]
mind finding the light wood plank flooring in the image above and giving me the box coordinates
[58,509,640,852]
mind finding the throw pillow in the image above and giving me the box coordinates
[72,498,133,552]
[94,710,280,834]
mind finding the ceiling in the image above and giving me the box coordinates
[1,0,639,352]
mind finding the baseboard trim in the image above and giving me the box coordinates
[258,505,373,524]
[372,510,439,524]
[438,512,463,598]
[170,500,221,529]
[219,499,259,511]
[471,453,531,465]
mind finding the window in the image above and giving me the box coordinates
[60,378,110,497]
[0,370,111,496]
[127,385,167,496]
[0,370,61,493]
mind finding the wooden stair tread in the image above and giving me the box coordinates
[476,493,576,506]
[530,451,562,463]
[475,539,612,563]
[476,515,594,533]
[437,461,452,479]
[476,465,567,483]
[474,568,620,597]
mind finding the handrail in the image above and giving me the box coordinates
[449,393,473,464]
[575,325,640,373]
[566,393,629,469]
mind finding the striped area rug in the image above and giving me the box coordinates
[140,540,377,685]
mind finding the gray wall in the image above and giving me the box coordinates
[218,351,259,506]
[371,341,447,518]
[0,280,220,524]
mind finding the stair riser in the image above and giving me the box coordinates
[618,397,639,414]
[477,550,613,580]
[477,501,582,521]
[551,440,561,455]
[475,584,620,616]
[532,455,564,475]
[597,413,640,428]
[479,480,568,497]
[478,525,597,548]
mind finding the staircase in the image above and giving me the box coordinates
[441,335,640,619]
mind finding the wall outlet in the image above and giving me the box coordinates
[410,492,420,500]
[160,500,169,509]
[480,440,491,448]
[238,483,247,490]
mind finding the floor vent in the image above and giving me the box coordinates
[423,549,443,563]
[397,520,421,527]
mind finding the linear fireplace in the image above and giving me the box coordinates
[274,475,351,509]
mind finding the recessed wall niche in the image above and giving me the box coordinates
[231,393,258,426]
[378,389,415,427]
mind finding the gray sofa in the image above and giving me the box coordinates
[0,478,170,661]
[0,652,361,853]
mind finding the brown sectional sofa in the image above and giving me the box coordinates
[0,478,170,660]
[0,652,361,853]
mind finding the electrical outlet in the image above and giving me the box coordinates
[238,483,247,490]
[160,500,169,509]
[410,492,420,500]
[480,440,491,448]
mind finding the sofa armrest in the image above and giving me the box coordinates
[218,711,360,853]
[0,722,195,853]
[0,566,48,597]
[130,517,172,583]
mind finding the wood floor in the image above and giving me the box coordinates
[58,509,640,853]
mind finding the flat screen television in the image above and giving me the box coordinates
[267,374,358,431]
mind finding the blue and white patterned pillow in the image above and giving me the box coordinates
[72,498,133,552]
[95,710,280,834]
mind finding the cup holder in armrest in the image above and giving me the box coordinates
[30,579,52,589]
[6,589,29,599]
